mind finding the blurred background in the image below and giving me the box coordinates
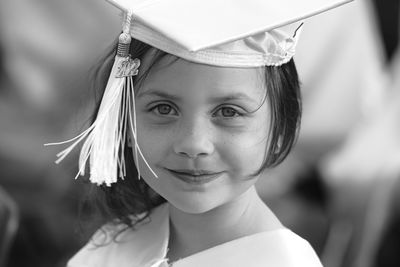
[0,0,399,267]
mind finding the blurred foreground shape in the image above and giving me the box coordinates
[0,186,19,267]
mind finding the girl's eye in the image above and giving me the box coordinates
[214,107,241,118]
[150,103,178,116]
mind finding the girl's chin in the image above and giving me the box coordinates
[167,196,224,215]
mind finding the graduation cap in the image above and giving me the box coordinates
[46,0,353,186]
[108,0,353,67]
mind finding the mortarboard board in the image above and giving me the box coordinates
[106,0,353,67]
[46,0,354,186]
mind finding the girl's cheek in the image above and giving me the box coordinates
[136,124,176,155]
[219,130,268,172]
[219,127,269,149]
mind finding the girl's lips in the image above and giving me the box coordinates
[165,168,224,185]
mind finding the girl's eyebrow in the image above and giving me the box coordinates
[208,93,258,105]
[137,90,180,101]
[137,89,258,105]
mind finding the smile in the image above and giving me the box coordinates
[165,168,224,185]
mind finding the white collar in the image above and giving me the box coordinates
[69,203,322,267]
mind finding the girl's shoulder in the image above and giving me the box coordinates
[67,203,170,267]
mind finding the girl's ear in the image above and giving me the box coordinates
[274,136,283,154]
[277,136,283,149]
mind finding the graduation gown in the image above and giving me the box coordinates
[67,204,323,267]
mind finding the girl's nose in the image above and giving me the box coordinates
[173,119,215,159]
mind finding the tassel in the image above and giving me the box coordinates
[45,11,157,186]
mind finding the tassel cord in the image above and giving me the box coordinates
[126,76,158,179]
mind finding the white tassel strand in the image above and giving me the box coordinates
[45,11,158,186]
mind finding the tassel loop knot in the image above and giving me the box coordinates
[117,32,132,57]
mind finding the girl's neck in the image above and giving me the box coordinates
[167,186,283,262]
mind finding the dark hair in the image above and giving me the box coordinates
[81,37,301,232]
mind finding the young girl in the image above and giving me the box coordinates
[48,0,352,266]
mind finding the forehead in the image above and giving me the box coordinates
[136,49,266,99]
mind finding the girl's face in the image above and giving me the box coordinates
[133,53,271,214]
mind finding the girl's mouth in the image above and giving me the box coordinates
[165,168,224,185]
